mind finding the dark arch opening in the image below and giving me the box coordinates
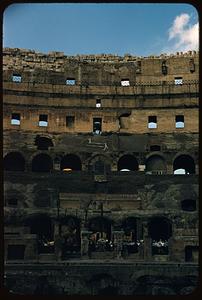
[35,136,53,150]
[122,217,139,254]
[150,145,161,151]
[88,216,112,241]
[32,154,53,172]
[4,152,25,171]
[24,215,54,253]
[185,246,199,262]
[148,217,172,240]
[181,199,196,211]
[117,155,138,171]
[148,217,172,255]
[146,155,166,174]
[173,155,195,174]
[60,154,82,171]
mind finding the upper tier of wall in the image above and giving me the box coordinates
[3,48,199,85]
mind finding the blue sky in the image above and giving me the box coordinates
[3,3,199,56]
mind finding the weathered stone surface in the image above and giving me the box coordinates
[3,48,198,295]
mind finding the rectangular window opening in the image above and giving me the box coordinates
[148,116,157,129]
[66,116,75,128]
[7,245,25,260]
[189,59,195,73]
[176,115,184,128]
[39,114,48,127]
[66,78,76,85]
[93,118,102,134]
[96,99,101,108]
[174,77,183,85]
[121,79,130,86]
[12,74,22,83]
[11,113,20,125]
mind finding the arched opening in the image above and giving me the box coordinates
[35,136,53,150]
[146,155,166,174]
[181,199,196,211]
[98,286,118,295]
[88,217,113,252]
[24,215,54,253]
[185,246,198,262]
[117,155,138,171]
[32,154,53,172]
[59,216,81,258]
[4,152,25,171]
[148,217,172,255]
[173,155,195,174]
[122,217,139,254]
[60,154,82,171]
[88,155,111,174]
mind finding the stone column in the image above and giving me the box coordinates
[113,231,124,259]
[142,222,152,261]
[80,231,92,258]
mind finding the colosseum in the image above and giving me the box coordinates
[3,48,199,295]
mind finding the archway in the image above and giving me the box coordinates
[122,217,139,254]
[35,136,53,150]
[88,155,111,174]
[181,199,196,211]
[146,155,166,174]
[148,217,172,255]
[32,154,53,172]
[4,152,25,171]
[117,154,138,171]
[24,214,54,253]
[88,217,113,252]
[173,155,195,174]
[60,154,82,171]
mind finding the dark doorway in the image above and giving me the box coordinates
[60,154,82,171]
[25,215,54,253]
[35,136,53,150]
[181,199,196,211]
[173,155,195,174]
[185,246,198,262]
[146,155,166,174]
[32,154,53,172]
[93,118,102,134]
[148,217,172,255]
[4,152,25,171]
[117,154,138,171]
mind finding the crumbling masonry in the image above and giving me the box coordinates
[3,48,199,295]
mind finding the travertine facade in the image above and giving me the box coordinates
[3,48,199,295]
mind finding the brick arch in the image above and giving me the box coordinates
[145,154,167,174]
[173,154,195,174]
[60,153,82,171]
[117,153,139,171]
[4,151,25,171]
[87,154,112,172]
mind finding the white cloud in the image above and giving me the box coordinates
[163,13,199,54]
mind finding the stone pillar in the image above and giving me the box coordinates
[142,222,152,261]
[113,231,124,259]
[81,231,92,258]
[166,164,173,175]
[139,165,145,172]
